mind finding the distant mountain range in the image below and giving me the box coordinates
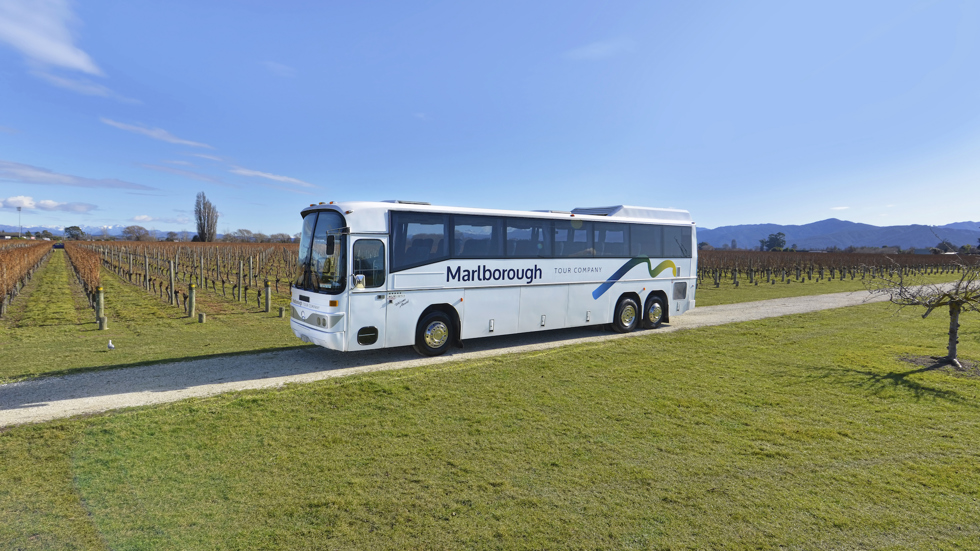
[699,219,980,250]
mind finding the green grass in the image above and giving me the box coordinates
[1,302,978,549]
[695,272,961,306]
[0,251,306,383]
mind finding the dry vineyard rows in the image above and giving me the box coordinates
[697,250,969,286]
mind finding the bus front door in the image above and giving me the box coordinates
[347,237,388,350]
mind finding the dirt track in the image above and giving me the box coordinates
[0,290,888,428]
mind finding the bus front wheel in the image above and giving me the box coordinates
[414,311,453,356]
[612,296,640,333]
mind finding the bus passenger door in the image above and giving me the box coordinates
[347,237,388,350]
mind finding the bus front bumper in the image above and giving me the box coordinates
[290,319,346,351]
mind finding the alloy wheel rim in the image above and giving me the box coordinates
[424,321,449,348]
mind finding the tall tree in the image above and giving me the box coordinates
[195,192,219,242]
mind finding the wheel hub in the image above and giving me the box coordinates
[424,321,449,348]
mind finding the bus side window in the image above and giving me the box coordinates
[353,239,386,288]
[631,224,664,258]
[554,220,593,258]
[453,215,503,258]
[390,212,450,271]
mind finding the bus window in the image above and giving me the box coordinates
[630,224,664,258]
[664,226,692,258]
[391,212,450,271]
[353,239,386,288]
[454,215,503,258]
[506,218,552,258]
[594,222,629,257]
[553,220,593,258]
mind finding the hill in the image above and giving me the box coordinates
[698,219,980,250]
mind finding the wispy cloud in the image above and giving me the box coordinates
[138,163,236,187]
[101,118,214,149]
[230,166,314,188]
[163,160,193,166]
[186,153,224,162]
[831,206,850,210]
[0,0,136,101]
[131,214,191,224]
[0,125,17,134]
[261,60,295,77]
[0,160,155,190]
[1,195,97,213]
[564,38,635,61]
[0,0,101,74]
[252,182,314,195]
[32,71,140,103]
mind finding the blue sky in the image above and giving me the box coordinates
[1,0,979,236]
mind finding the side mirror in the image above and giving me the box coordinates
[353,274,366,289]
[326,235,335,256]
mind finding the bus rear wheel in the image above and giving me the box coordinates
[414,311,453,356]
[643,296,665,329]
[612,296,640,333]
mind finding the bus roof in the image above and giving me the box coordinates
[301,201,693,233]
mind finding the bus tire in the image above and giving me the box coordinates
[414,311,453,356]
[643,296,665,329]
[612,296,640,333]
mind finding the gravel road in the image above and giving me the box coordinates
[0,290,888,428]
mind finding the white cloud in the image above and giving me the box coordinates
[0,125,17,133]
[138,163,234,187]
[1,195,97,213]
[164,160,193,166]
[32,71,140,103]
[130,214,190,224]
[0,0,101,74]
[101,118,214,149]
[229,166,314,188]
[0,160,155,190]
[831,206,850,210]
[0,0,137,101]
[564,38,635,61]
[186,153,224,162]
[261,60,295,77]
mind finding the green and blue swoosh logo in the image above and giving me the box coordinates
[592,258,678,299]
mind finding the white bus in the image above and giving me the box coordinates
[291,201,696,356]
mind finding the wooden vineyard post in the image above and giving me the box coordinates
[249,256,254,288]
[188,283,196,318]
[169,260,176,305]
[144,252,150,290]
[95,286,105,323]
[264,279,271,312]
[238,260,244,302]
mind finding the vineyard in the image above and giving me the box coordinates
[0,241,52,317]
[70,241,300,310]
[697,250,970,286]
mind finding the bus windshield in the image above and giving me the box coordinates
[294,210,347,294]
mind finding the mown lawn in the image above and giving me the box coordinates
[1,302,977,549]
[0,250,304,383]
